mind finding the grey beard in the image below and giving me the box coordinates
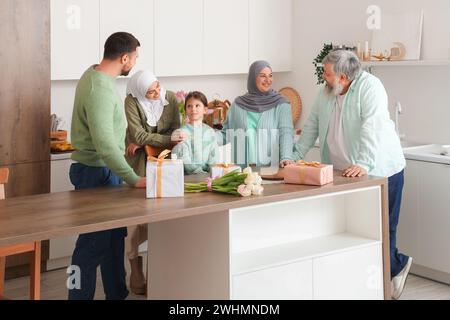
[325,82,344,96]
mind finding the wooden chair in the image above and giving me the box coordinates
[0,168,41,300]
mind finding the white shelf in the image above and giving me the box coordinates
[232,233,380,275]
[362,59,450,67]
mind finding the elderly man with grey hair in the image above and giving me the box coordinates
[291,49,412,299]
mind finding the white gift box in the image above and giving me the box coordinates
[146,159,184,198]
[210,164,242,178]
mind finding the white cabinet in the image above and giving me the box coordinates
[397,160,420,263]
[99,0,154,76]
[148,186,386,299]
[203,0,249,75]
[48,156,77,270]
[417,161,450,274]
[229,186,384,300]
[154,0,203,76]
[50,156,74,193]
[232,260,313,300]
[51,0,100,80]
[51,0,292,78]
[398,159,450,283]
[249,0,292,72]
[313,245,383,300]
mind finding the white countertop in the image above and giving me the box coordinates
[50,152,73,161]
[403,144,450,165]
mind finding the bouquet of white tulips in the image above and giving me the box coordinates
[184,167,264,197]
[237,167,264,196]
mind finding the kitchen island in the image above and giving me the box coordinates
[0,171,390,299]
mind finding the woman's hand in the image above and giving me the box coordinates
[126,143,142,156]
[280,159,295,168]
[171,129,189,144]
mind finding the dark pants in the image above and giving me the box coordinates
[388,169,410,278]
[68,163,129,300]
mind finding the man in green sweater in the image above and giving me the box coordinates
[68,32,145,300]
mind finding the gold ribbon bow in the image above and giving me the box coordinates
[148,149,172,198]
[296,160,321,167]
[148,149,171,162]
[295,160,321,184]
[216,163,231,168]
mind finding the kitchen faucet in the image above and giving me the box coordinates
[394,101,405,140]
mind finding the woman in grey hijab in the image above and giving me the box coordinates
[221,61,294,168]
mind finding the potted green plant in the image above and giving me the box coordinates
[313,43,334,85]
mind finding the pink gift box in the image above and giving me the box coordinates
[284,161,333,186]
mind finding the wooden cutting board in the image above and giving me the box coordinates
[260,168,285,180]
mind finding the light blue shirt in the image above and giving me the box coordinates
[293,71,405,178]
[172,123,219,175]
[221,102,294,167]
[246,111,262,165]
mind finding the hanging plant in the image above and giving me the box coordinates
[313,43,333,85]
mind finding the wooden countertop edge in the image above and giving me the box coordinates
[148,177,387,222]
[0,177,387,247]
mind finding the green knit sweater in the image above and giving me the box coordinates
[70,65,140,185]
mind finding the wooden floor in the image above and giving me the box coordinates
[399,274,450,300]
[3,259,450,300]
[3,257,148,300]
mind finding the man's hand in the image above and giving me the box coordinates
[133,177,146,188]
[280,159,295,168]
[126,143,142,156]
[171,129,188,144]
[342,165,367,178]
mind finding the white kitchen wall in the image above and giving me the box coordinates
[278,0,450,143]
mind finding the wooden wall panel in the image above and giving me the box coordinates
[0,0,51,166]
[0,0,51,279]
[4,162,50,198]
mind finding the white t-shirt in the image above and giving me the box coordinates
[327,94,352,170]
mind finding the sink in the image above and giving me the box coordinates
[403,144,450,165]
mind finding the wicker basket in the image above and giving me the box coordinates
[204,99,231,130]
[279,87,302,125]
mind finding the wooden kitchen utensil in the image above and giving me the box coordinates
[204,98,231,130]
